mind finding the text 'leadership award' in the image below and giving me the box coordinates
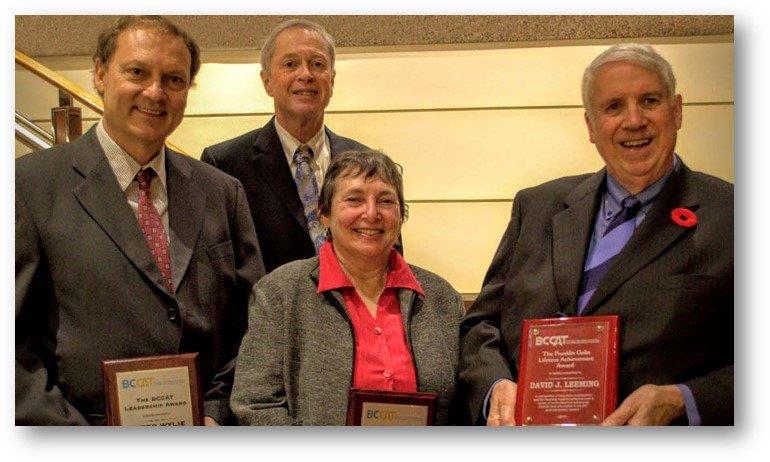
[515,315,619,426]
[101,353,204,426]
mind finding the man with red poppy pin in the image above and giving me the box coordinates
[460,43,733,426]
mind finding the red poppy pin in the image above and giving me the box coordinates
[671,207,697,228]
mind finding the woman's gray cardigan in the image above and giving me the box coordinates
[230,256,465,425]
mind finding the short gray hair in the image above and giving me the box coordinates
[260,19,336,73]
[582,43,677,114]
[319,150,408,221]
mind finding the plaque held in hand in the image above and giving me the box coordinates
[346,388,437,426]
[515,315,620,425]
[102,352,204,426]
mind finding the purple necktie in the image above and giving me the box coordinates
[577,195,641,314]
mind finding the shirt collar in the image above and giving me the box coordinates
[275,119,327,165]
[605,153,680,210]
[316,241,424,296]
[96,119,167,192]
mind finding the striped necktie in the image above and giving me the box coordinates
[292,144,325,251]
[577,195,641,314]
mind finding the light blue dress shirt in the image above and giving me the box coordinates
[482,155,700,425]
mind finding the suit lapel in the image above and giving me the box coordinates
[251,118,309,231]
[551,171,604,315]
[72,129,170,295]
[166,151,205,293]
[326,127,346,159]
[581,165,698,315]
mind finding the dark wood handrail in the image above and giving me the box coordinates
[15,50,187,155]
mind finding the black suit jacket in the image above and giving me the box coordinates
[459,163,733,425]
[15,128,265,425]
[200,118,370,274]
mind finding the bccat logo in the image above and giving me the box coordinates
[121,377,155,388]
[367,410,397,421]
[534,335,569,346]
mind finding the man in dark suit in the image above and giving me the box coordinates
[201,19,369,274]
[459,43,733,426]
[15,16,264,425]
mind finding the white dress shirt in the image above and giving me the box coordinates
[274,119,331,188]
[95,120,169,243]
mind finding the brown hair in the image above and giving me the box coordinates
[93,15,201,85]
[319,150,408,221]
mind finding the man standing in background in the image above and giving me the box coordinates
[202,19,370,274]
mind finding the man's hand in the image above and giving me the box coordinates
[602,384,685,426]
[204,416,219,426]
[487,379,517,426]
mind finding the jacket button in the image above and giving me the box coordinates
[167,309,179,322]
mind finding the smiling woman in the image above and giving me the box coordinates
[230,150,466,425]
[318,151,406,285]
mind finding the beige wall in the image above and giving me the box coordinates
[15,38,734,294]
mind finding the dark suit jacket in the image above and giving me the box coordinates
[459,163,733,425]
[15,127,265,425]
[200,118,370,274]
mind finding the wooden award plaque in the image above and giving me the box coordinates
[102,353,204,426]
[346,388,437,426]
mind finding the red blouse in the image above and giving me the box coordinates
[316,241,424,392]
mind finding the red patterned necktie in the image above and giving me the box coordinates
[135,168,173,292]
